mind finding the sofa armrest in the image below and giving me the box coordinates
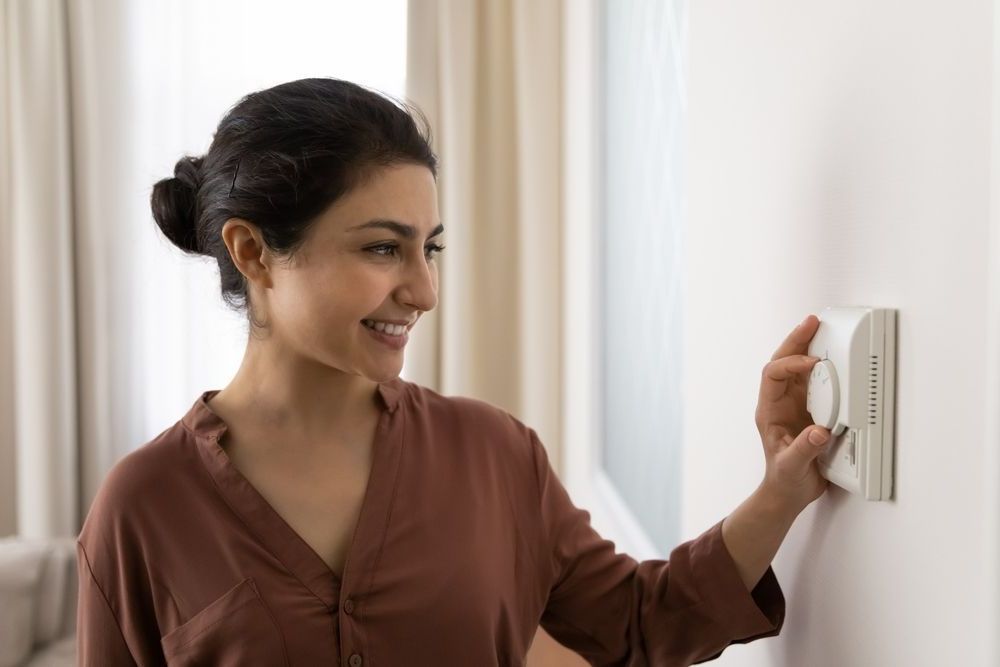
[34,538,79,645]
[0,537,51,666]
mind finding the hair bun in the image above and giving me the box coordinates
[151,155,204,254]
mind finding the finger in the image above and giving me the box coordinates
[771,314,819,362]
[760,355,819,401]
[779,425,830,472]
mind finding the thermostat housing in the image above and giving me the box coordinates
[806,307,897,501]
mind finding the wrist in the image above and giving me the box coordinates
[753,481,806,524]
[721,484,801,591]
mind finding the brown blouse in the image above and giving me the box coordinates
[76,376,785,666]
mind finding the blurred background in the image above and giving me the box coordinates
[2,1,999,665]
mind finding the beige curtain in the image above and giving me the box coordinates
[0,0,131,539]
[406,2,581,665]
[1,0,79,540]
[0,0,16,537]
[405,0,565,470]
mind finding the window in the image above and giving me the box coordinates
[597,0,688,555]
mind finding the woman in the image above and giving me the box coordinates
[76,77,831,666]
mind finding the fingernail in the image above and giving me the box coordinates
[809,429,828,445]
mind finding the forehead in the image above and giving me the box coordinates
[316,163,440,238]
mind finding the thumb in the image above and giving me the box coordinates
[782,425,830,470]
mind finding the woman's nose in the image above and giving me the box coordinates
[400,257,438,313]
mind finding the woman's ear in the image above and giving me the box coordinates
[221,218,274,289]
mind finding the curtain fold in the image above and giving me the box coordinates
[406,0,565,473]
[0,0,16,537]
[2,0,79,539]
[1,0,132,539]
[64,0,138,534]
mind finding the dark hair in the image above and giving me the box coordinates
[150,77,438,334]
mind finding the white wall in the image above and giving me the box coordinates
[682,2,994,665]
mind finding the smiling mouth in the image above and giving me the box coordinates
[361,320,411,336]
[361,318,415,331]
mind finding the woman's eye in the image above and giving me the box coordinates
[367,244,446,259]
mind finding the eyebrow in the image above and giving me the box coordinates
[347,219,445,240]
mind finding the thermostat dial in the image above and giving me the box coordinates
[807,359,842,434]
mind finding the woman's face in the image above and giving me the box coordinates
[250,163,442,381]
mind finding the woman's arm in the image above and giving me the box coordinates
[721,484,801,591]
[724,314,836,591]
[76,541,140,666]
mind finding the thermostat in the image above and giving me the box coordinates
[806,307,897,501]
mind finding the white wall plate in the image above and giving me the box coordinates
[806,307,897,501]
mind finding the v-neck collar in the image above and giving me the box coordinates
[180,377,407,611]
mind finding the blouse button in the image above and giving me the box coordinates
[349,654,363,667]
[343,598,355,614]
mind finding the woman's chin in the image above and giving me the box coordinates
[366,361,403,383]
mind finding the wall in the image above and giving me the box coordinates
[682,2,994,665]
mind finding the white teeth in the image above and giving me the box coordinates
[363,319,406,336]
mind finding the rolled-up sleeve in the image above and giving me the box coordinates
[529,428,785,666]
[76,541,139,666]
